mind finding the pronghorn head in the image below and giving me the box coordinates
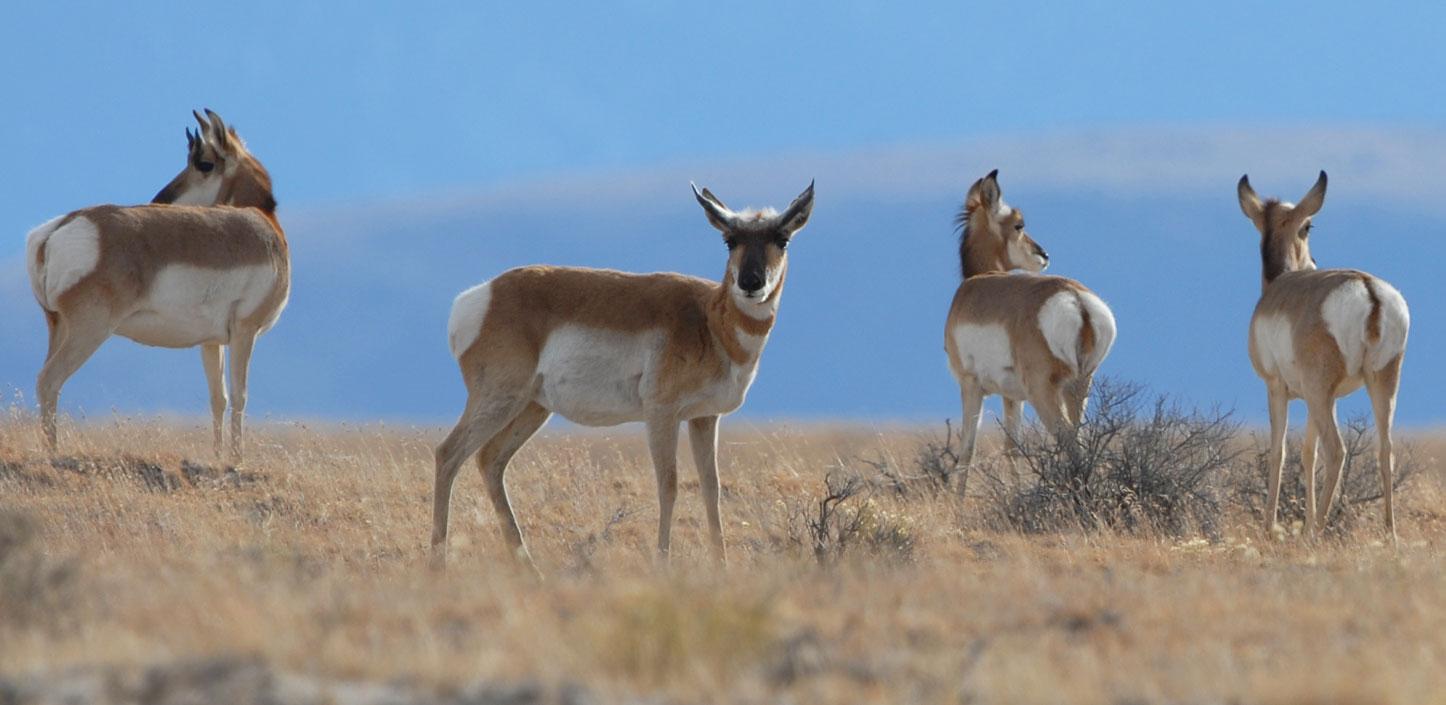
[152,109,276,212]
[1238,170,1325,287]
[692,181,814,311]
[956,169,1048,278]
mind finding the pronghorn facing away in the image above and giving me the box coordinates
[944,170,1116,466]
[25,110,288,462]
[433,182,814,572]
[1238,171,1408,539]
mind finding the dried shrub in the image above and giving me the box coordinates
[1229,413,1421,533]
[784,473,916,565]
[866,419,971,498]
[978,379,1240,537]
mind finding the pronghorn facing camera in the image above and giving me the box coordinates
[1238,171,1408,539]
[433,181,815,572]
[25,109,288,462]
[944,170,1116,466]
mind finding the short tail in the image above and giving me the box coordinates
[1365,278,1409,371]
[25,215,65,310]
[1076,290,1116,375]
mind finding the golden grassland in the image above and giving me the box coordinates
[1,409,1444,704]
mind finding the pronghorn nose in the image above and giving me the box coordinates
[739,270,764,293]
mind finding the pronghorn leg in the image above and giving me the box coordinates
[1065,372,1094,429]
[431,392,530,570]
[1306,395,1345,536]
[1365,355,1403,543]
[1002,397,1023,478]
[225,331,259,465]
[1026,380,1069,442]
[37,307,113,454]
[1299,419,1318,532]
[646,417,681,563]
[1299,409,1320,536]
[687,415,725,563]
[43,310,60,361]
[957,379,985,467]
[201,344,227,461]
[477,402,551,575]
[1263,385,1289,536]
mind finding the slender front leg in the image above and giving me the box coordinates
[200,344,227,461]
[1263,385,1289,537]
[646,417,681,563]
[687,415,725,563]
[226,332,259,466]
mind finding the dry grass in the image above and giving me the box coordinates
[2,407,1445,704]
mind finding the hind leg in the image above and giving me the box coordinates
[958,379,985,467]
[1025,377,1070,442]
[225,331,258,465]
[37,305,114,454]
[201,344,227,461]
[477,402,551,575]
[1366,355,1403,543]
[431,390,531,570]
[1306,394,1345,537]
[1065,372,1094,429]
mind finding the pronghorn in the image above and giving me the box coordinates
[25,109,287,463]
[944,170,1116,466]
[1238,171,1408,539]
[432,181,814,572]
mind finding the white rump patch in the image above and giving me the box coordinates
[950,323,1024,398]
[1077,290,1117,373]
[1322,279,1374,377]
[1366,279,1409,372]
[1038,292,1084,372]
[28,216,99,310]
[447,281,492,359]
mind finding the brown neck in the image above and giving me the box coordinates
[960,226,1006,279]
[707,269,780,365]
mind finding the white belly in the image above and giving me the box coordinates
[115,264,278,348]
[950,323,1026,399]
[534,325,660,426]
[1251,314,1313,396]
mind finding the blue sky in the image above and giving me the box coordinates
[2,2,1444,425]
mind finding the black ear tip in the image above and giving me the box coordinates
[1318,170,1328,182]
[986,168,999,180]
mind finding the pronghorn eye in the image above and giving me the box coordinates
[1014,222,1025,231]
[197,161,215,173]
[724,237,738,250]
[775,239,788,251]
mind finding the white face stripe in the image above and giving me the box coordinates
[447,281,493,359]
[170,176,224,206]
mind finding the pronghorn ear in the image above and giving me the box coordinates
[692,182,736,232]
[1295,170,1327,218]
[778,180,815,236]
[185,127,196,151]
[205,109,232,153]
[1237,175,1264,223]
[966,169,1001,212]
